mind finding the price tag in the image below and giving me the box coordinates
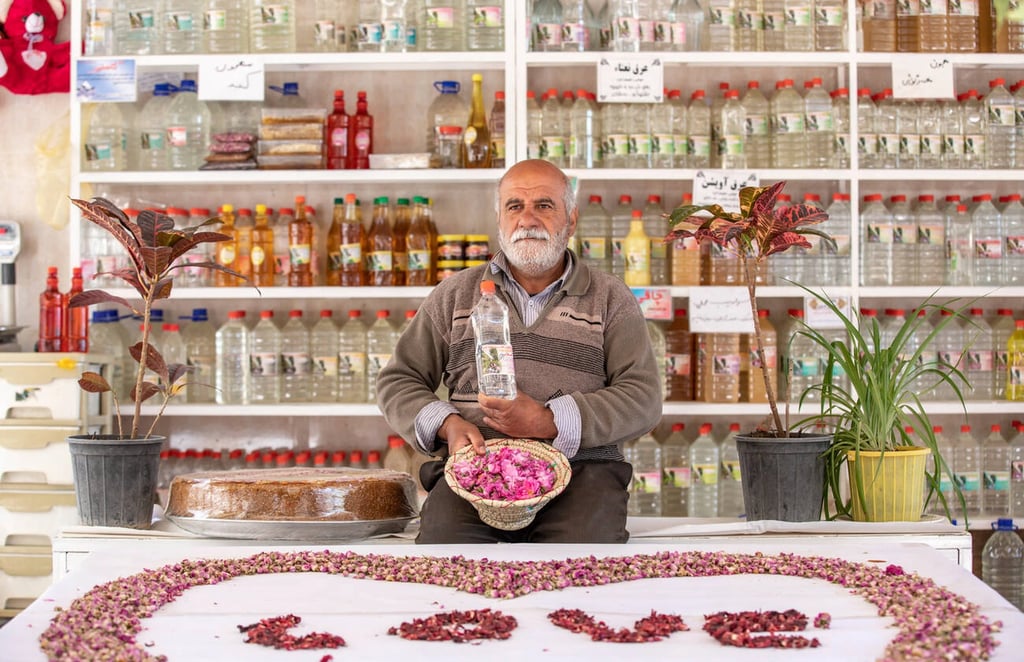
[803,293,849,330]
[693,170,759,213]
[75,59,137,102]
[688,287,755,333]
[596,57,664,103]
[891,55,955,99]
[631,287,673,320]
[198,57,266,101]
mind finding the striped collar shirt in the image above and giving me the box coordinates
[489,252,573,327]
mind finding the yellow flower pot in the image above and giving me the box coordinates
[846,446,930,522]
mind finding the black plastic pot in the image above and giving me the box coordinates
[735,432,832,522]
[67,434,164,529]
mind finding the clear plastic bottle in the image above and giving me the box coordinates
[687,89,712,168]
[689,423,720,517]
[917,98,943,169]
[183,308,217,404]
[610,194,633,280]
[203,0,248,53]
[356,0,384,50]
[280,310,310,403]
[641,195,668,284]
[927,424,956,514]
[338,309,368,403]
[717,89,747,168]
[425,81,467,168]
[862,0,896,50]
[962,89,987,169]
[672,0,704,50]
[741,81,771,168]
[782,308,821,403]
[161,322,188,384]
[250,310,281,403]
[380,0,412,52]
[489,90,506,168]
[992,308,1016,400]
[136,83,174,171]
[577,195,612,273]
[982,424,1011,516]
[972,194,1004,286]
[629,431,663,515]
[695,332,741,402]
[531,0,564,50]
[309,310,338,402]
[982,518,1024,609]
[946,203,973,285]
[661,422,690,515]
[163,0,200,53]
[561,0,592,51]
[383,434,413,474]
[541,88,567,167]
[569,88,600,168]
[965,308,995,401]
[831,87,850,168]
[940,97,964,168]
[704,0,737,50]
[471,280,517,398]
[1003,194,1024,285]
[83,103,127,172]
[896,98,920,169]
[889,194,918,286]
[857,88,879,168]
[913,194,945,286]
[819,193,851,285]
[421,0,465,51]
[88,310,127,399]
[312,0,338,51]
[718,423,744,518]
[735,0,763,50]
[860,193,894,286]
[650,96,675,168]
[215,310,249,404]
[935,308,966,401]
[955,424,982,517]
[367,309,399,403]
[770,79,806,168]
[165,79,210,171]
[249,0,296,51]
[815,0,846,49]
[803,77,834,168]
[115,0,163,55]
[783,0,814,50]
[85,0,116,56]
[875,89,899,168]
[761,0,784,49]
[986,78,1016,169]
[1011,427,1024,517]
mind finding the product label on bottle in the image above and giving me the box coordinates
[673,134,689,156]
[919,133,942,156]
[1012,460,1024,481]
[1006,235,1024,257]
[204,10,226,30]
[694,463,719,485]
[603,134,627,156]
[718,134,745,156]
[165,11,194,31]
[805,111,834,133]
[338,242,362,266]
[985,469,1011,491]
[259,5,290,25]
[964,133,984,156]
[708,5,736,26]
[314,355,338,377]
[84,142,112,161]
[359,22,383,45]
[664,465,691,488]
[774,113,805,134]
[893,221,916,245]
[745,114,769,137]
[580,237,607,260]
[989,104,1016,126]
[355,129,371,152]
[650,238,667,260]
[367,352,392,377]
[816,6,845,25]
[338,351,366,378]
[784,5,813,26]
[534,23,563,47]
[383,19,406,42]
[491,137,506,160]
[866,222,893,244]
[877,133,900,155]
[916,223,944,246]
[367,250,393,272]
[474,6,502,26]
[632,470,661,494]
[290,243,311,265]
[314,20,336,46]
[626,247,650,275]
[615,16,642,39]
[218,244,236,266]
[919,0,944,14]
[542,135,566,158]
[630,133,652,156]
[250,352,280,376]
[975,238,1003,260]
[896,0,920,16]
[948,0,979,15]
[899,133,921,156]
[667,352,692,376]
[478,343,515,386]
[426,7,455,27]
[790,355,820,377]
[561,21,586,47]
[637,19,656,45]
[957,470,980,492]
[670,22,688,46]
[763,11,784,31]
[738,10,764,29]
[141,130,164,151]
[464,126,478,148]
[722,459,742,481]
[713,353,742,375]
[750,345,777,369]
[654,20,675,45]
[967,348,994,372]
[859,132,878,155]
[688,135,711,158]
[943,133,964,156]
[282,352,311,375]
[167,126,188,147]
[871,0,897,18]
[128,9,156,28]
[407,249,431,272]
[834,132,849,156]
[653,133,674,155]
[250,245,266,267]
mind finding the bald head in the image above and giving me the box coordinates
[495,160,577,218]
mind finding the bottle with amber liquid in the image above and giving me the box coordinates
[332,193,366,286]
[406,196,434,286]
[665,308,694,401]
[288,196,314,287]
[38,266,63,352]
[214,205,239,287]
[63,266,88,352]
[741,309,777,403]
[250,204,275,287]
[392,198,411,286]
[461,73,492,168]
[233,208,254,282]
[366,196,394,286]
[325,89,350,170]
[348,91,373,170]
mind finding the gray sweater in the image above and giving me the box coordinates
[376,251,662,463]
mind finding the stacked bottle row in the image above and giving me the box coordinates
[927,421,1024,520]
[859,190,1024,287]
[862,0,1024,53]
[83,0,506,57]
[36,266,89,353]
[575,189,850,286]
[529,78,849,170]
[624,422,745,518]
[857,80,1024,170]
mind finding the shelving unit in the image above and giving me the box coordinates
[67,3,1024,439]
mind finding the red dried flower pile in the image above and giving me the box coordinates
[387,608,517,642]
[236,614,345,650]
[548,608,689,642]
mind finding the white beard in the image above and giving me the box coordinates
[498,225,570,277]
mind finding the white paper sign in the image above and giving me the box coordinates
[803,294,850,330]
[692,170,759,213]
[891,55,955,99]
[596,57,664,103]
[198,57,266,101]
[689,287,755,333]
[75,59,137,102]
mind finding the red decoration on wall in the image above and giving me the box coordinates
[0,0,70,95]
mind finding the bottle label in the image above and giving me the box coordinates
[128,9,156,28]
[975,238,1003,260]
[1007,235,1024,257]
[806,111,834,133]
[708,6,736,26]
[85,142,112,161]
[763,11,784,31]
[964,134,985,156]
[866,222,893,244]
[367,352,392,377]
[713,353,742,375]
[474,6,503,27]
[339,351,366,378]
[204,10,226,30]
[632,470,662,494]
[580,237,607,260]
[615,16,641,39]
[722,459,742,481]
[426,7,455,28]
[650,238,667,260]
[774,113,805,134]
[957,470,980,492]
[290,243,312,265]
[859,132,878,155]
[383,20,405,42]
[259,5,290,25]
[949,0,979,16]
[478,342,514,381]
[900,133,921,155]
[877,133,901,155]
[630,133,652,156]
[718,134,745,156]
[141,130,164,151]
[667,352,692,376]
[790,355,821,377]
[653,133,674,155]
[315,20,336,46]
[750,345,777,369]
[670,23,688,46]
[967,349,994,372]
[784,6,813,26]
[167,126,188,147]
[407,249,431,272]
[694,463,719,485]
[919,0,944,14]
[491,137,506,160]
[989,104,1016,127]
[943,134,964,155]
[218,244,236,266]
[606,133,630,156]
[688,135,711,157]
[249,245,266,267]
[816,6,845,25]
[527,139,541,159]
[871,0,897,18]
[919,134,942,156]
[674,134,689,156]
[835,132,849,155]
[165,11,195,31]
[187,355,212,380]
[663,465,691,488]
[314,355,338,377]
[1012,460,1024,481]
[626,247,650,274]
[893,222,916,245]
[542,135,566,158]
[359,22,383,45]
[250,352,280,376]
[330,127,348,149]
[275,252,290,277]
[896,0,921,16]
[738,10,764,29]
[917,224,944,245]
[654,20,675,45]
[355,129,371,152]
[985,471,1011,491]
[339,242,362,266]
[638,20,656,45]
[367,250,393,272]
[745,114,769,136]
[534,23,563,47]
[282,352,311,375]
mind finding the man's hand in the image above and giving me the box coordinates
[478,392,557,440]
[438,414,486,455]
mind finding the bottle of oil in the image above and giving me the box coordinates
[918,0,949,52]
[623,210,651,286]
[288,196,313,286]
[392,198,411,286]
[695,332,741,402]
[461,73,492,168]
[665,308,694,401]
[406,196,435,286]
[367,196,395,286]
[333,193,365,286]
[742,309,777,403]
[214,204,239,287]
[250,204,275,287]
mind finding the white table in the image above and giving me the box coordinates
[2,538,1021,661]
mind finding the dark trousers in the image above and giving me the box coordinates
[416,459,632,544]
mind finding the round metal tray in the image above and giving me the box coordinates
[166,515,416,541]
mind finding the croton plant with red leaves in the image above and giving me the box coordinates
[666,181,832,437]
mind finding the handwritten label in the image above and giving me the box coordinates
[891,55,955,99]
[689,287,755,333]
[597,57,664,103]
[76,59,137,102]
[630,287,672,320]
[198,57,265,101]
[804,294,849,330]
[693,171,759,213]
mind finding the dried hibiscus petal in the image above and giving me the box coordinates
[237,614,345,650]
[548,608,688,643]
[387,608,517,642]
[702,610,822,649]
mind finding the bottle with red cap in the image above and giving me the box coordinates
[288,196,314,287]
[281,310,311,402]
[38,266,64,352]
[250,310,281,403]
[348,91,373,169]
[366,309,399,403]
[349,449,365,468]
[383,434,412,475]
[310,310,339,402]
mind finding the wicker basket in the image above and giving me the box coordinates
[444,438,571,531]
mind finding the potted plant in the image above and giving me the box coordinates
[793,284,971,523]
[65,197,237,529]
[667,181,835,521]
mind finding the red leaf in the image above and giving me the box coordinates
[129,342,168,382]
[78,371,111,393]
[131,381,161,404]
[68,290,133,310]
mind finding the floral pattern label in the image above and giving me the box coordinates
[633,470,662,494]
[580,237,607,260]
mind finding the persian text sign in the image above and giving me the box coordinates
[692,171,759,213]
[803,294,850,330]
[689,287,755,333]
[891,55,955,99]
[596,57,664,103]
[631,287,672,320]
[75,59,137,102]
[199,57,266,101]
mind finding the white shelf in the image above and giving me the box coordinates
[77,169,503,186]
[566,168,852,182]
[855,52,1024,68]
[523,51,852,67]
[99,286,434,301]
[145,403,382,417]
[857,169,1024,183]
[75,51,510,73]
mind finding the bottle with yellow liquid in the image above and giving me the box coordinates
[461,73,492,168]
[214,204,238,287]
[623,210,651,286]
[250,204,275,288]
[1007,320,1024,401]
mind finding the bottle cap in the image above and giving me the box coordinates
[480,280,496,294]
